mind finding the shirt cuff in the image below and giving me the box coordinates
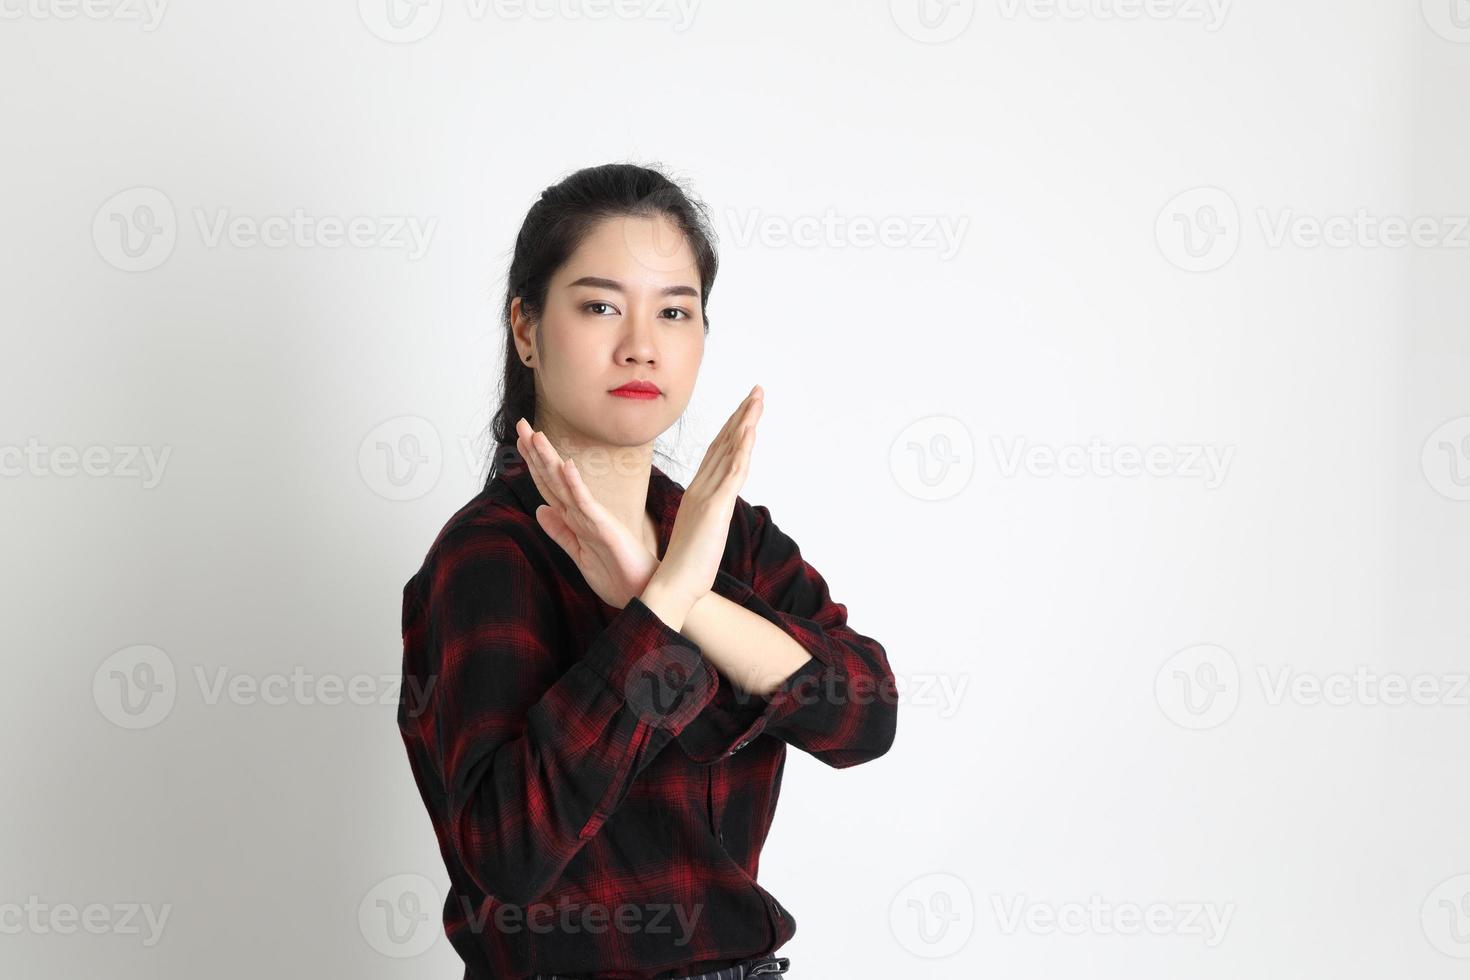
[579,595,719,733]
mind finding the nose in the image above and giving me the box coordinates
[616,314,659,365]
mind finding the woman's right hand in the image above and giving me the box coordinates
[515,418,662,610]
[652,385,764,605]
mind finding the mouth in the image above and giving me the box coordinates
[609,380,662,400]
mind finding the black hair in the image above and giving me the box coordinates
[484,162,719,484]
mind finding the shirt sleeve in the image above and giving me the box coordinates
[673,501,898,769]
[401,522,720,907]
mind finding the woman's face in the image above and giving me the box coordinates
[514,213,706,459]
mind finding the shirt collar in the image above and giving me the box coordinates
[489,442,680,559]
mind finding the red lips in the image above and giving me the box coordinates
[611,380,662,395]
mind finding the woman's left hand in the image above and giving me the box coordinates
[653,385,763,605]
[514,418,661,609]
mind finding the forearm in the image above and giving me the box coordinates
[639,570,810,698]
[679,588,813,699]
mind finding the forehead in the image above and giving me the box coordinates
[557,213,700,291]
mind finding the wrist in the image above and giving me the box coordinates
[647,565,705,608]
[639,572,701,633]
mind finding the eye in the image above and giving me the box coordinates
[661,308,692,321]
[584,301,617,316]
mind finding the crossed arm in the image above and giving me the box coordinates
[642,577,813,698]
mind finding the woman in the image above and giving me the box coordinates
[398,163,899,979]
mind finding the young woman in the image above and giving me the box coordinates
[398,164,898,980]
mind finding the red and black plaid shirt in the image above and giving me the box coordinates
[398,444,898,979]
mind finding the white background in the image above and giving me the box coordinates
[2,0,1468,977]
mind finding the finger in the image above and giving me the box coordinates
[531,440,608,543]
[550,455,611,541]
[692,387,761,490]
[727,414,758,485]
[742,400,762,454]
[520,429,599,543]
[518,430,595,540]
[714,385,762,451]
[518,438,563,522]
[701,386,759,467]
[704,391,763,485]
[534,504,582,562]
[558,456,614,535]
[514,419,560,507]
[524,428,575,514]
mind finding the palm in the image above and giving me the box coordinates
[535,502,657,608]
[658,386,763,599]
[514,420,659,609]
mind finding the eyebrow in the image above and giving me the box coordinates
[566,275,701,300]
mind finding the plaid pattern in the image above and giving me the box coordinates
[398,443,896,978]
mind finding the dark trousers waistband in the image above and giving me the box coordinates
[530,953,789,979]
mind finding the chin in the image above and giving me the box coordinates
[579,417,664,451]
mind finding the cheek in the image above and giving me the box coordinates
[667,335,704,398]
[675,330,705,367]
